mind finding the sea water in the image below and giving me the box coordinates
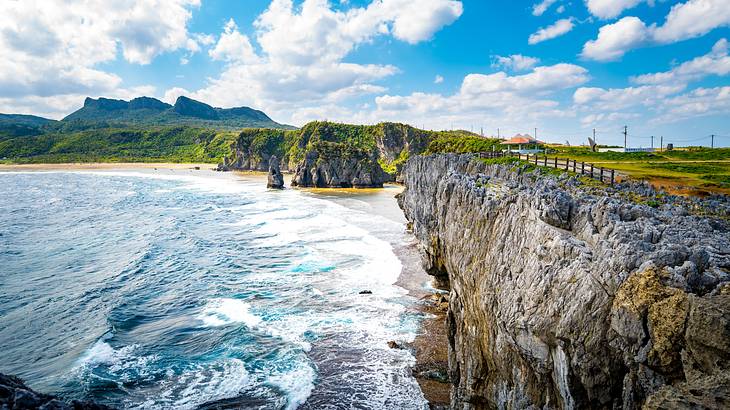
[0,169,428,409]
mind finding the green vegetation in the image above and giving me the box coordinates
[426,134,503,154]
[232,121,499,174]
[549,146,730,194]
[0,127,237,164]
[61,96,293,130]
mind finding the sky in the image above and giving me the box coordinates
[1,0,730,147]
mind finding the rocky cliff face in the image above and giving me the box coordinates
[398,154,730,409]
[291,149,391,188]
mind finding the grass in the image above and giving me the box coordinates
[549,146,730,195]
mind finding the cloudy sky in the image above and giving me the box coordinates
[1,0,729,146]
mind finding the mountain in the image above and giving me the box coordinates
[62,96,293,130]
[0,114,57,139]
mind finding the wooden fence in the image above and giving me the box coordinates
[477,151,616,185]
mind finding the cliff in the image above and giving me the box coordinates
[398,154,730,409]
[290,142,391,188]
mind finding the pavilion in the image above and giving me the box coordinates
[502,134,545,154]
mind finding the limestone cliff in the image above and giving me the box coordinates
[290,144,391,188]
[398,154,730,409]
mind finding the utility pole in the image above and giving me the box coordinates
[711,134,715,149]
[660,136,663,152]
[651,135,654,149]
[480,127,483,137]
[534,128,538,140]
[623,125,628,149]
[593,128,596,144]
[498,128,501,139]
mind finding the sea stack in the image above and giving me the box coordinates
[267,155,284,189]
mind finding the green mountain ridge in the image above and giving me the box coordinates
[62,96,293,130]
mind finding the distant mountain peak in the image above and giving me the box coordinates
[61,95,292,130]
[173,96,219,120]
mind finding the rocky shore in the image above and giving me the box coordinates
[398,154,730,409]
[0,373,112,409]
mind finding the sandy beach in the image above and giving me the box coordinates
[0,162,219,172]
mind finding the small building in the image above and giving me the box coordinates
[503,134,545,154]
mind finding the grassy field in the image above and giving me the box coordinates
[549,146,730,195]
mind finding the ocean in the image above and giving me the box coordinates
[0,168,430,409]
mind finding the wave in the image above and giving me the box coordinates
[197,298,261,328]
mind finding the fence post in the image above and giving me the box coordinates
[534,155,538,166]
[610,169,615,185]
[600,167,604,183]
[554,157,557,168]
[581,162,585,175]
[544,156,547,167]
[572,160,576,173]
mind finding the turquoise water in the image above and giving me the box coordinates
[0,170,427,409]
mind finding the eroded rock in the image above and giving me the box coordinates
[398,154,730,409]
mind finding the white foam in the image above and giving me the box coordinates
[128,359,252,410]
[267,363,317,410]
[198,298,261,328]
[77,337,138,368]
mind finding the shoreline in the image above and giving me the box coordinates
[0,162,219,171]
[2,163,451,407]
[300,181,451,408]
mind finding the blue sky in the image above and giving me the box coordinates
[1,0,729,147]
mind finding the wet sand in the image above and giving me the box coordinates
[303,182,452,408]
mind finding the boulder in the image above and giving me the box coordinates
[0,373,113,409]
[267,155,284,189]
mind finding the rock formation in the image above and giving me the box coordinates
[291,149,391,188]
[267,155,284,189]
[0,373,112,409]
[398,154,730,409]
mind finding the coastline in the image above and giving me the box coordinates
[0,162,218,171]
[304,184,451,408]
[1,165,451,407]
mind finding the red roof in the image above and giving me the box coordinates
[502,135,544,145]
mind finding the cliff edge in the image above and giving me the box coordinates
[398,154,730,409]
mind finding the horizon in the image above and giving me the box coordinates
[2,0,730,147]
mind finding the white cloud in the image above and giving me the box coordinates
[632,38,730,84]
[581,16,649,61]
[370,63,588,129]
[0,0,201,115]
[556,5,566,13]
[434,75,444,84]
[657,86,730,122]
[492,54,540,71]
[209,19,259,63]
[585,0,644,19]
[652,0,730,43]
[173,0,463,125]
[582,0,730,61]
[528,18,575,45]
[533,0,558,16]
[574,84,685,111]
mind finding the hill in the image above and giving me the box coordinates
[0,126,237,164]
[0,114,58,140]
[223,121,503,175]
[61,96,293,130]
